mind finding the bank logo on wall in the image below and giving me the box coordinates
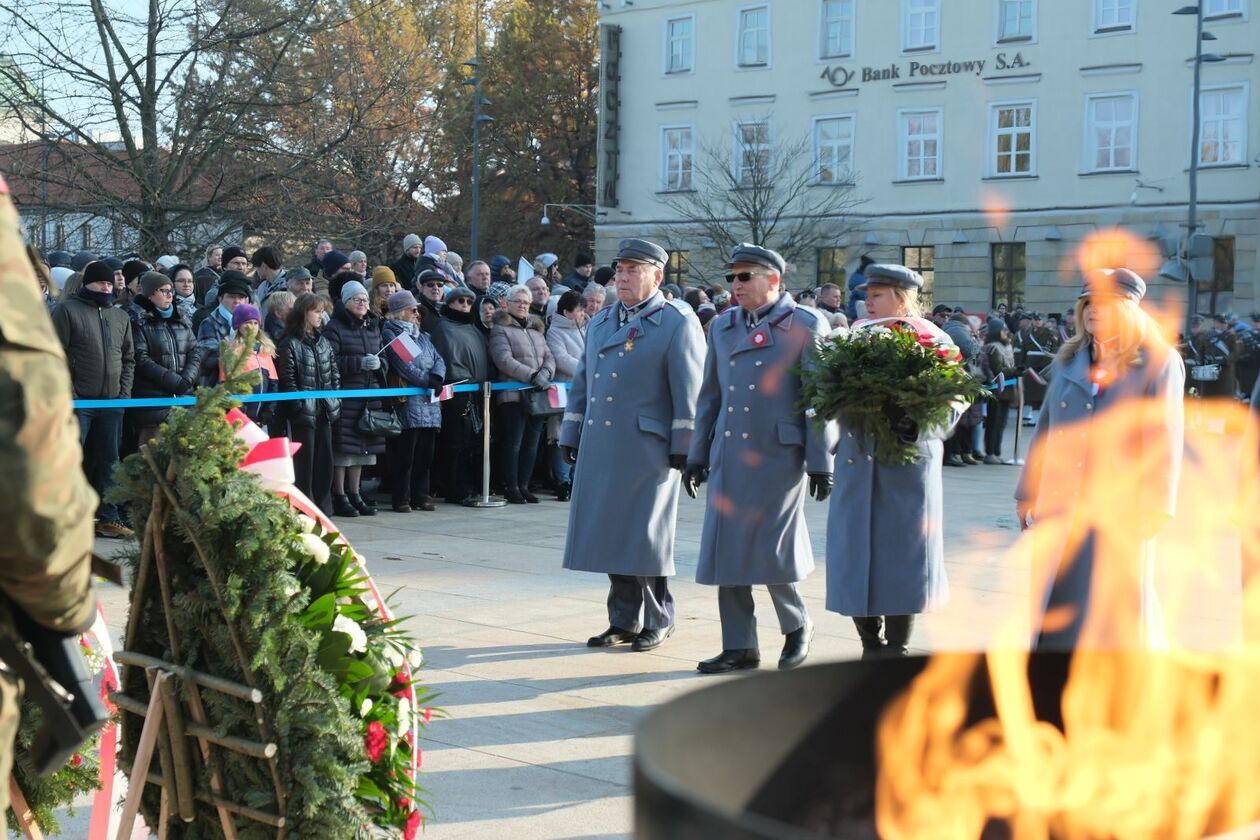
[820,52,1031,89]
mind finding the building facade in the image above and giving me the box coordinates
[594,0,1259,316]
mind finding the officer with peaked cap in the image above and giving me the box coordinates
[825,262,962,658]
[560,238,706,652]
[683,244,837,673]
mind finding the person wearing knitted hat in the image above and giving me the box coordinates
[322,249,351,281]
[391,234,423,291]
[195,269,253,386]
[221,302,278,425]
[129,271,203,446]
[323,278,386,517]
[50,260,136,538]
[424,235,447,259]
[119,258,150,314]
[370,266,399,317]
[446,250,464,284]
[221,245,249,273]
[381,289,446,512]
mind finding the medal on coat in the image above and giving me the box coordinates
[625,326,638,353]
[752,332,766,346]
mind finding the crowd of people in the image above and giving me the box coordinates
[33,233,1259,543]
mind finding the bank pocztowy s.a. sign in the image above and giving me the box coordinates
[820,52,1031,88]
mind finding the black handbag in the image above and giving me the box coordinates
[357,405,403,438]
[521,386,562,418]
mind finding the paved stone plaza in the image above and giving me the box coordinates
[78,425,1243,840]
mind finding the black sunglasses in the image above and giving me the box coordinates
[724,270,768,284]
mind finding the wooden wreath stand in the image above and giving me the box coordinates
[111,447,288,839]
[7,776,45,840]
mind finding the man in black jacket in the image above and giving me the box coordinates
[50,260,135,538]
[391,234,423,291]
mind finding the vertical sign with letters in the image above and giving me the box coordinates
[599,24,622,208]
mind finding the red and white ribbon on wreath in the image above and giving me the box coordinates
[86,603,128,840]
[224,409,421,769]
[851,315,947,341]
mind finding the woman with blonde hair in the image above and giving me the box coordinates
[1016,268,1184,650]
[826,264,960,658]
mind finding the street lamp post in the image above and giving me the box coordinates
[1173,4,1226,344]
[539,203,598,226]
[465,0,492,261]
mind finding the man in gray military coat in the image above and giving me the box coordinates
[683,245,837,673]
[559,238,706,652]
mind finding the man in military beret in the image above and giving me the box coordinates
[683,244,836,673]
[560,238,706,652]
[0,178,98,813]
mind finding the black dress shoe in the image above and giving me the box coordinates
[504,489,527,504]
[555,483,571,502]
[348,493,377,516]
[697,649,760,674]
[332,495,359,517]
[778,621,814,670]
[587,626,638,647]
[631,625,675,652]
[521,489,540,504]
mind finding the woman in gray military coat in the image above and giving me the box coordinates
[1016,268,1184,650]
[825,264,960,658]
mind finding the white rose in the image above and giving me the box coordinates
[407,648,424,669]
[397,696,413,737]
[360,698,373,717]
[297,533,330,565]
[386,647,405,668]
[297,514,319,534]
[332,614,368,654]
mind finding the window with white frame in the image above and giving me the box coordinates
[1093,0,1134,32]
[903,0,939,51]
[820,0,855,59]
[661,126,694,191]
[990,101,1035,176]
[997,0,1034,41]
[899,109,942,180]
[665,16,694,74]
[737,6,770,67]
[1203,0,1244,19]
[813,115,854,184]
[735,121,772,186]
[1199,85,1247,166]
[1084,93,1136,171]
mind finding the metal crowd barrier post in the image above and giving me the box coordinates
[465,381,505,509]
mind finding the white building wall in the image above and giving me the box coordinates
[596,0,1260,315]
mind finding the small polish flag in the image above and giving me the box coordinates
[428,384,456,404]
[548,385,567,409]
[385,333,423,365]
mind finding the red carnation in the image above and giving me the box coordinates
[423,707,432,725]
[403,810,423,839]
[398,797,411,810]
[390,672,409,698]
[71,754,84,767]
[364,721,389,763]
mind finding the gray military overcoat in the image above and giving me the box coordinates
[1015,342,1184,642]
[825,335,962,618]
[688,295,837,585]
[560,292,706,577]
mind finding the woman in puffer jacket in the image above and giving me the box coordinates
[277,292,341,514]
[380,290,447,512]
[489,285,556,504]
[544,290,586,501]
[130,271,204,445]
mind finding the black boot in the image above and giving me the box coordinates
[348,493,376,516]
[883,615,915,657]
[778,621,814,670]
[555,482,571,502]
[853,616,884,660]
[332,494,359,517]
[503,487,526,504]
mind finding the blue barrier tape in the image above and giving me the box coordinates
[985,377,1020,391]
[72,381,563,410]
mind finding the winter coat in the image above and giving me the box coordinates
[1016,341,1185,649]
[390,254,421,291]
[418,296,441,335]
[561,272,587,293]
[825,331,963,618]
[276,330,341,429]
[982,340,1020,404]
[193,266,219,305]
[50,291,135,399]
[942,317,979,362]
[381,317,445,429]
[431,305,490,383]
[488,311,555,404]
[546,314,585,382]
[560,294,706,577]
[129,296,203,426]
[321,308,386,456]
[264,314,286,346]
[195,307,232,386]
[688,295,837,585]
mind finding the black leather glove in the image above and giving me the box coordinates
[669,453,687,471]
[808,473,833,502]
[561,445,578,465]
[681,463,708,499]
[427,373,444,390]
[882,401,918,443]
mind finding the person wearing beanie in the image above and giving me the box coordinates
[381,287,446,512]
[129,270,203,446]
[304,239,333,279]
[489,254,516,285]
[322,249,351,280]
[562,252,594,292]
[533,252,561,289]
[446,251,464,284]
[392,234,423,291]
[323,275,386,518]
[429,285,491,505]
[196,269,253,386]
[50,265,74,292]
[50,260,136,538]
[119,259,150,311]
[370,266,400,317]
[222,301,278,426]
[70,250,97,272]
[424,235,447,258]
[592,265,614,287]
[155,254,180,272]
[220,246,249,273]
